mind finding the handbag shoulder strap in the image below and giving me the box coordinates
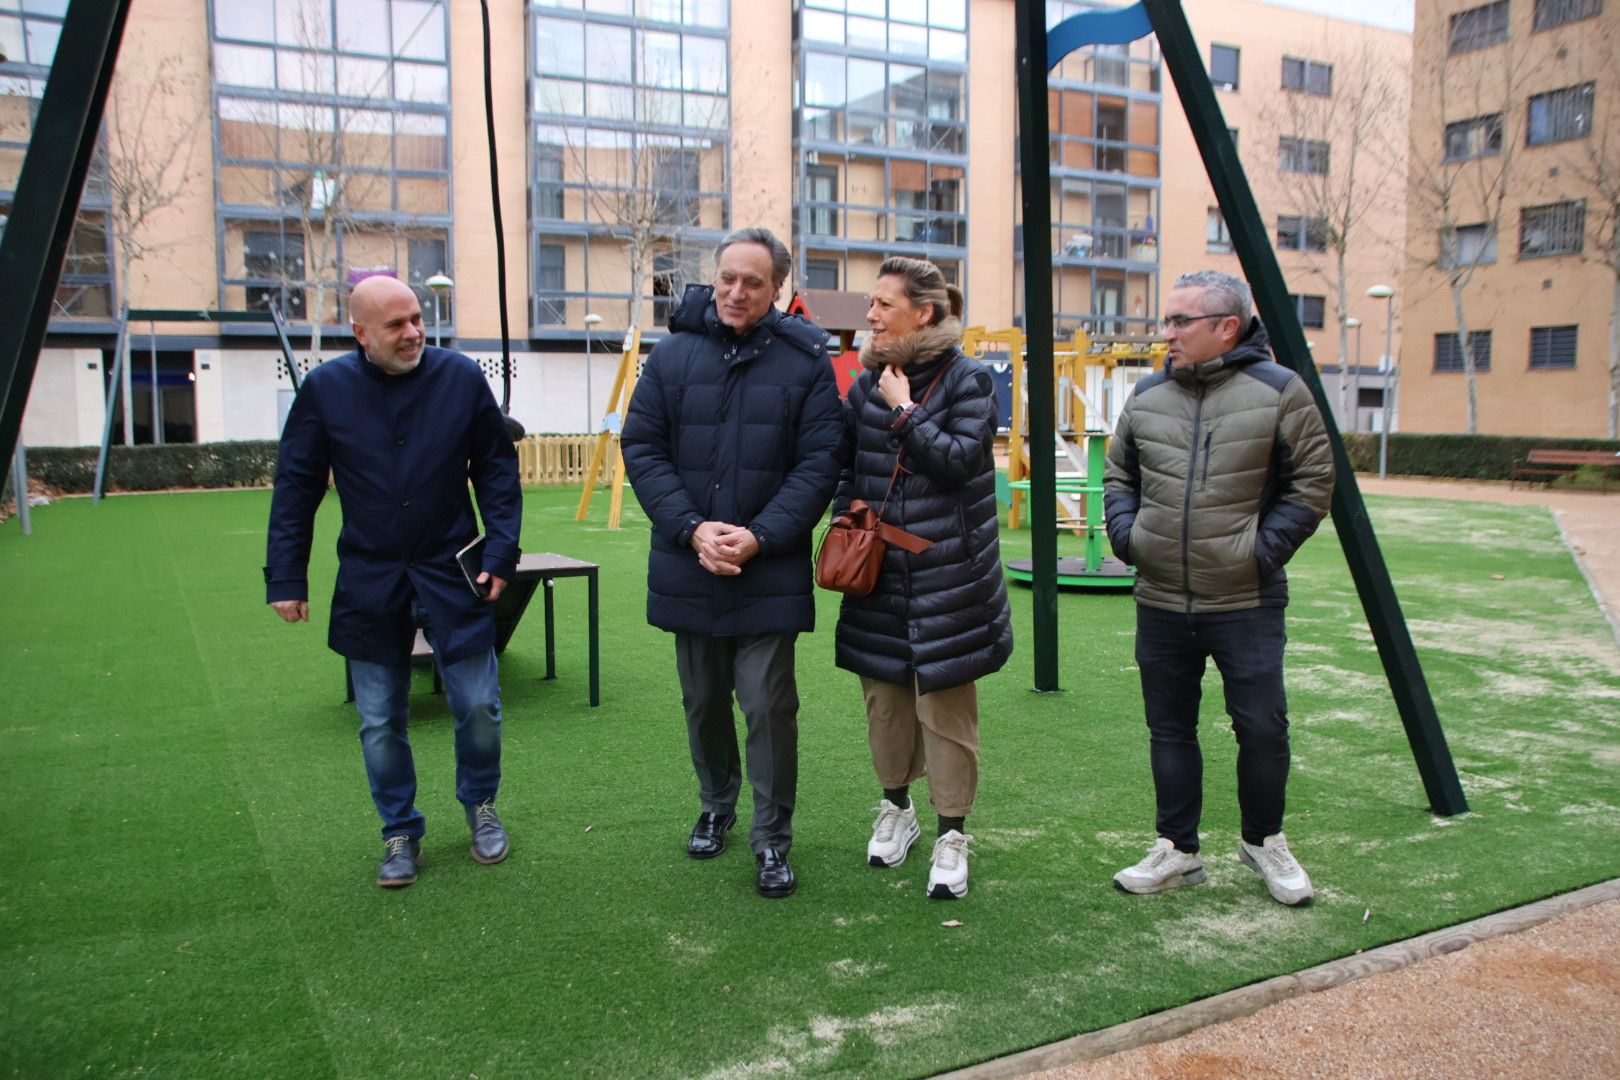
[879,352,956,512]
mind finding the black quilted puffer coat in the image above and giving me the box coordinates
[833,321,1013,694]
[621,285,843,636]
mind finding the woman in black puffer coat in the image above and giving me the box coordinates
[834,256,1012,900]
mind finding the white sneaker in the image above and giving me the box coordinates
[927,830,972,899]
[867,799,921,868]
[1239,833,1314,907]
[1113,837,1207,894]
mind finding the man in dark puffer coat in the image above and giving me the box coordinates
[1105,270,1333,909]
[621,228,842,899]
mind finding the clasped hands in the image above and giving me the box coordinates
[690,520,760,576]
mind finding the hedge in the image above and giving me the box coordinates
[1340,433,1620,482]
[23,441,280,494]
[13,433,1619,499]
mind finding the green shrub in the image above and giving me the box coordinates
[25,441,281,494]
[1342,433,1620,481]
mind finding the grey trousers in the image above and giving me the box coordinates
[674,632,800,854]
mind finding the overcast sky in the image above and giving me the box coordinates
[1262,0,1414,32]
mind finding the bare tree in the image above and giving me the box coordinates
[541,36,732,342]
[1405,33,1542,434]
[1256,36,1407,429]
[1565,24,1620,437]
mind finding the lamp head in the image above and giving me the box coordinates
[1366,284,1394,300]
[425,273,454,295]
[583,313,604,327]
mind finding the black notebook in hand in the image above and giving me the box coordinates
[456,535,491,598]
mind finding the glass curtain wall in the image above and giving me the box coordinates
[210,0,453,329]
[794,0,969,296]
[0,0,115,321]
[529,0,731,335]
[1022,0,1161,338]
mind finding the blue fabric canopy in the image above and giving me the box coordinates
[1048,1,1152,68]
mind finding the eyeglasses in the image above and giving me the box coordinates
[1159,312,1239,331]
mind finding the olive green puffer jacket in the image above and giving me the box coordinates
[1103,318,1334,613]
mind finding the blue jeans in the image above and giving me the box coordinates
[1135,604,1290,853]
[349,646,503,839]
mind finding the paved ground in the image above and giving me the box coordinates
[1024,477,1620,1080]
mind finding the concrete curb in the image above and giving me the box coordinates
[936,878,1620,1079]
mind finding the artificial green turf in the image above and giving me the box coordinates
[2,485,1617,1078]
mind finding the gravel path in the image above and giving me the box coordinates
[1023,477,1620,1080]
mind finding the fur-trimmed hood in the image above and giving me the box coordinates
[859,317,963,370]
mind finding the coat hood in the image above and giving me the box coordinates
[859,316,964,371]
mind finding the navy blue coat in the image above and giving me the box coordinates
[621,286,842,636]
[264,347,522,665]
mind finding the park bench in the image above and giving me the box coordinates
[1509,449,1620,493]
[344,552,601,706]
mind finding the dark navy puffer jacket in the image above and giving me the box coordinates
[621,285,843,636]
[833,337,1013,694]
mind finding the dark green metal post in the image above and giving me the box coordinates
[1142,0,1466,814]
[0,0,132,473]
[1014,0,1061,692]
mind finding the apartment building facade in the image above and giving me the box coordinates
[4,0,1410,446]
[1400,0,1615,437]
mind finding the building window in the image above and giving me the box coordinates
[1277,215,1329,253]
[1533,0,1605,32]
[536,242,566,326]
[1206,207,1231,254]
[1441,223,1497,267]
[1287,293,1326,329]
[805,257,839,290]
[1527,83,1595,146]
[408,237,450,323]
[1529,325,1578,369]
[1279,136,1330,175]
[1434,331,1492,373]
[806,164,839,237]
[1519,200,1586,258]
[1449,1,1510,53]
[535,145,564,219]
[242,228,307,318]
[1281,56,1332,96]
[1443,114,1502,161]
[1209,44,1239,91]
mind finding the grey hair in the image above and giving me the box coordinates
[1174,270,1253,324]
[715,227,792,288]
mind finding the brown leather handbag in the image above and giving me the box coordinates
[815,357,953,597]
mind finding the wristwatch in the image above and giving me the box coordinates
[888,402,917,432]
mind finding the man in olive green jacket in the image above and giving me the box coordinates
[1104,270,1333,907]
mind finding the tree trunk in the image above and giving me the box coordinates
[1449,279,1477,434]
[1336,250,1350,431]
[1609,272,1619,439]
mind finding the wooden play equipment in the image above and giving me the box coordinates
[574,326,643,529]
[962,324,1166,589]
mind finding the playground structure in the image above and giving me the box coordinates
[962,324,1166,589]
[573,327,643,530]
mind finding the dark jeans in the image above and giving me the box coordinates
[674,632,799,855]
[1135,603,1290,853]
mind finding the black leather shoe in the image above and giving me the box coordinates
[687,811,736,860]
[378,835,420,888]
[755,847,797,898]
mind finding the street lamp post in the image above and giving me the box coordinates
[1345,316,1362,433]
[425,272,454,349]
[1367,285,1395,479]
[583,312,603,432]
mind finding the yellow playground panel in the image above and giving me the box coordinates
[961,326,1167,589]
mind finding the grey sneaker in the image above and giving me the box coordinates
[466,800,509,865]
[1239,833,1313,906]
[1113,837,1207,894]
[378,835,420,888]
[867,799,922,867]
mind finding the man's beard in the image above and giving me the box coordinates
[368,352,420,376]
